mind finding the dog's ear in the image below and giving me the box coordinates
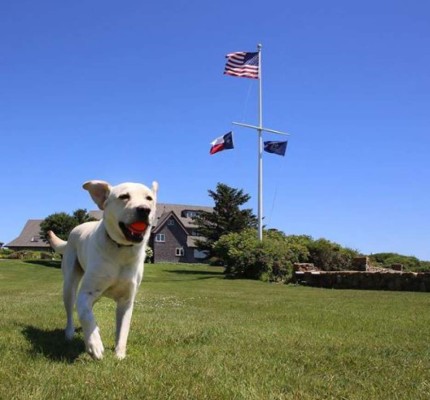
[83,180,112,210]
[151,181,159,195]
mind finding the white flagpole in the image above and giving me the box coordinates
[232,122,289,136]
[231,45,290,242]
[257,44,263,241]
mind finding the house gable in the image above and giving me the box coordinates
[151,204,212,263]
[151,213,187,263]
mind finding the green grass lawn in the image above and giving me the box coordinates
[1,259,430,399]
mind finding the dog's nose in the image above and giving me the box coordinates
[136,206,150,220]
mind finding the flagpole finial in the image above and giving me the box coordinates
[258,43,262,51]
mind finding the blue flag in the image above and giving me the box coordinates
[264,140,288,156]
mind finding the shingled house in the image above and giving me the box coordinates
[6,203,212,263]
[150,203,212,263]
[6,220,51,252]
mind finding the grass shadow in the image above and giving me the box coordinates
[22,325,85,363]
[165,269,225,280]
[168,269,224,276]
[24,260,61,269]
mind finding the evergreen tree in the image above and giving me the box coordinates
[193,183,257,258]
[72,209,95,224]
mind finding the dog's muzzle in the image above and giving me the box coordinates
[119,207,151,243]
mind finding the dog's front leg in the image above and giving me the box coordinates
[76,286,107,360]
[115,294,136,359]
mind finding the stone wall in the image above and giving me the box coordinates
[351,256,369,271]
[293,270,430,292]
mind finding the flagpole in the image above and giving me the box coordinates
[257,43,263,241]
[227,45,290,241]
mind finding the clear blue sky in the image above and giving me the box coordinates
[1,0,429,259]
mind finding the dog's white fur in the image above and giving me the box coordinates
[48,180,158,360]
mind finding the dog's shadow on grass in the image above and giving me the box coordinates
[22,325,85,363]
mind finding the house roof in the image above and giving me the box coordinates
[186,236,206,248]
[6,220,50,249]
[89,203,212,230]
[154,203,212,230]
[152,210,189,235]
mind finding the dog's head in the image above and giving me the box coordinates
[83,180,158,246]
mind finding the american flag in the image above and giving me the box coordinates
[224,51,259,79]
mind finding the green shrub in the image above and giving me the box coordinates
[4,250,58,261]
[307,238,360,271]
[145,246,153,262]
[214,229,309,282]
[213,229,366,281]
[369,253,423,272]
[7,251,34,260]
[0,248,13,258]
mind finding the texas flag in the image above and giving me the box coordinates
[210,131,234,155]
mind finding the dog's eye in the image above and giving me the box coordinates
[119,193,130,201]
[146,196,153,201]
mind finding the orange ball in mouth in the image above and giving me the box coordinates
[129,221,148,234]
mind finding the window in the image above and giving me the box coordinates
[175,247,184,256]
[167,219,175,226]
[185,211,198,218]
[194,249,208,259]
[155,233,165,242]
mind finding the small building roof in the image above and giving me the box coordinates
[6,220,50,249]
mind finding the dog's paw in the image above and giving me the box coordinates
[115,347,127,360]
[87,341,104,360]
[65,326,75,341]
[87,332,105,360]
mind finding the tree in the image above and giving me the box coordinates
[40,209,95,241]
[72,209,94,225]
[193,183,257,259]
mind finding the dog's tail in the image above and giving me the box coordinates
[47,231,67,255]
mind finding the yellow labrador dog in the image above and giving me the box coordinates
[48,180,158,360]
